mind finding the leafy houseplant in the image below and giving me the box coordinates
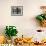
[5,26,18,39]
[36,14,46,21]
[36,14,46,27]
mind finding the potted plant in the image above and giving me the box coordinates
[5,26,18,43]
[36,14,46,27]
[36,6,46,27]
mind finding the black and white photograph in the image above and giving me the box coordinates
[11,6,23,16]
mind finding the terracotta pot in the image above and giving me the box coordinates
[40,20,46,27]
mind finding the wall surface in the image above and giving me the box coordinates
[0,0,46,41]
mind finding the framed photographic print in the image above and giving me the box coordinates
[11,6,23,16]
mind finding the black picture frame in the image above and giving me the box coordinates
[11,6,23,16]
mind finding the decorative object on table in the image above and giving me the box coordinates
[14,37,33,45]
[34,41,39,45]
[36,6,46,27]
[11,6,23,16]
[5,26,18,44]
[34,41,42,45]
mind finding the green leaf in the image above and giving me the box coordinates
[36,15,44,21]
[5,26,18,39]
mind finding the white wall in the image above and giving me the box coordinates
[0,0,46,39]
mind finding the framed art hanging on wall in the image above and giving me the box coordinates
[11,6,23,16]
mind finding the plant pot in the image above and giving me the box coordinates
[11,36,17,44]
[41,20,46,27]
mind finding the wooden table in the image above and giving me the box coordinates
[14,43,46,46]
